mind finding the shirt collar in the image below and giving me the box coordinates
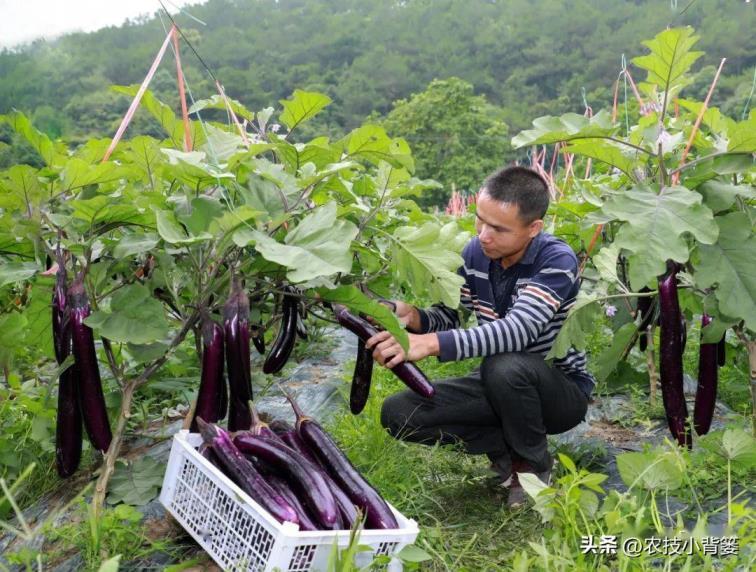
[519,232,543,265]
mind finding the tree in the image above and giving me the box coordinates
[379,77,511,208]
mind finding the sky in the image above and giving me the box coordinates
[0,0,203,49]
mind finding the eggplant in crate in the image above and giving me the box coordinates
[159,430,419,571]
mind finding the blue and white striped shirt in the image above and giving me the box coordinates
[417,232,595,397]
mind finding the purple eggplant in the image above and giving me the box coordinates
[693,314,718,436]
[264,473,319,531]
[657,267,691,448]
[263,287,298,374]
[277,425,359,527]
[69,274,112,453]
[224,280,253,431]
[191,312,226,432]
[350,340,374,415]
[196,418,298,525]
[233,433,340,530]
[53,258,82,477]
[286,393,398,529]
[333,305,435,398]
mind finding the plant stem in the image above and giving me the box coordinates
[748,340,756,437]
[646,327,657,407]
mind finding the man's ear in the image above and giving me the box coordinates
[529,219,544,238]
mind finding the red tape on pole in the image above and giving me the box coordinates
[173,27,193,152]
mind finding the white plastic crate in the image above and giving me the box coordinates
[160,430,419,571]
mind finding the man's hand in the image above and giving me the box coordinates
[365,331,439,368]
[376,300,422,332]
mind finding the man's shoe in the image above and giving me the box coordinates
[506,458,553,509]
[485,457,513,489]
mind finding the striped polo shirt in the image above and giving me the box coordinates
[417,232,595,397]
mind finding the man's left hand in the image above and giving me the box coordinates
[364,331,439,368]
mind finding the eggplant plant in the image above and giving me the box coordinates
[0,87,468,516]
[513,27,756,442]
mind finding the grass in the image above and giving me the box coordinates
[325,356,546,571]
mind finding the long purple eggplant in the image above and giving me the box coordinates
[693,314,718,436]
[263,287,298,374]
[233,433,339,529]
[286,393,398,529]
[350,340,374,415]
[196,418,298,525]
[224,280,253,431]
[334,305,434,398]
[191,312,226,432]
[264,473,319,531]
[657,268,691,448]
[277,424,359,527]
[53,259,82,477]
[69,274,112,453]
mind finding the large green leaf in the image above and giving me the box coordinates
[61,158,123,192]
[695,212,756,332]
[726,113,756,153]
[278,90,332,132]
[343,125,413,169]
[564,139,645,178]
[632,27,703,96]
[112,233,159,259]
[188,94,254,122]
[546,294,601,359]
[697,180,756,213]
[0,165,45,212]
[107,457,164,506]
[601,185,718,288]
[511,110,616,148]
[84,283,169,344]
[160,149,234,189]
[720,429,756,467]
[315,285,409,352]
[388,222,465,308]
[594,322,637,382]
[69,195,151,228]
[21,276,55,358]
[154,208,212,245]
[200,123,245,162]
[0,110,64,166]
[616,451,683,491]
[0,261,38,287]
[234,202,358,283]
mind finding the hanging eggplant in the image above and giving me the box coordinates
[191,311,227,431]
[224,279,253,431]
[333,305,435,398]
[69,274,112,453]
[262,286,298,374]
[657,266,691,448]
[693,314,719,436]
[53,257,82,477]
[350,340,374,415]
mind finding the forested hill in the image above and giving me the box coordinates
[0,0,754,143]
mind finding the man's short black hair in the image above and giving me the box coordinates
[481,166,549,223]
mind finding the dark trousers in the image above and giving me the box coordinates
[380,352,589,474]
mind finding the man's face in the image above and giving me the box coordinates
[474,190,543,261]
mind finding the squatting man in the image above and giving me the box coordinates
[365,166,594,508]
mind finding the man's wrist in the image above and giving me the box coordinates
[422,333,440,357]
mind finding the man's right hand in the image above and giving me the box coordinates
[380,300,421,332]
